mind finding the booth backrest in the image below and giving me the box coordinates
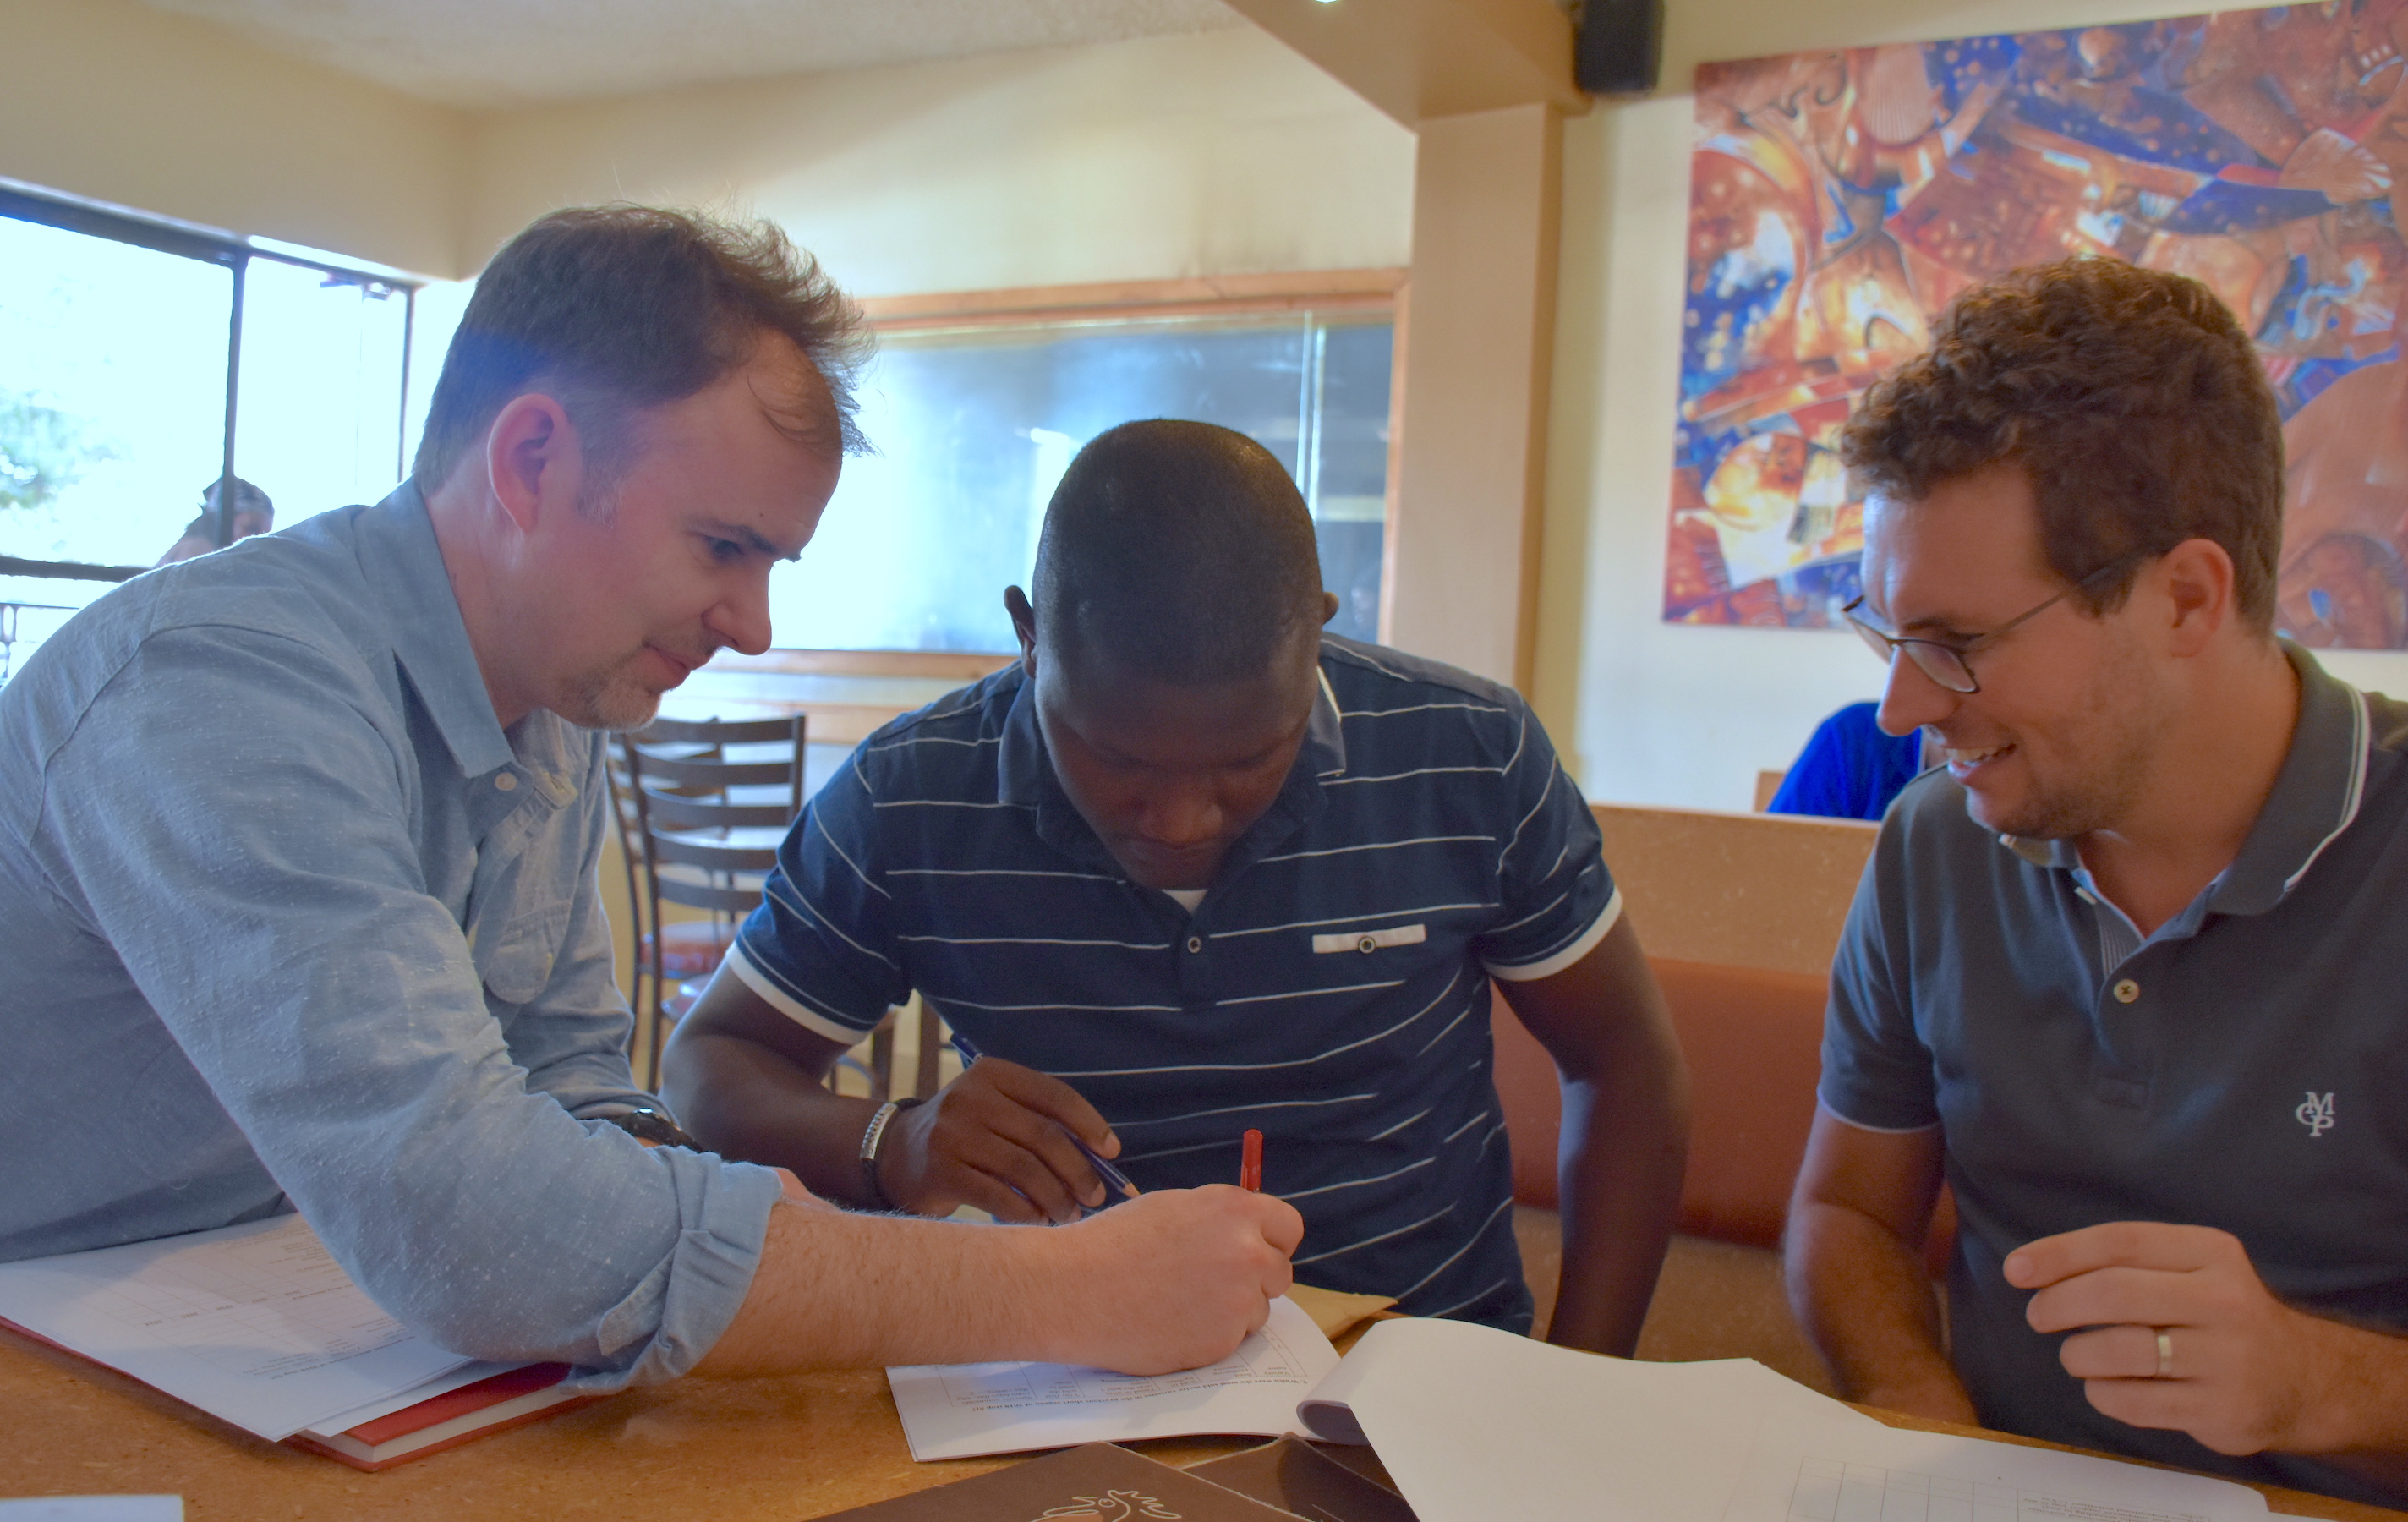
[1591,802,1875,977]
[1493,959,1821,1246]
[1497,804,1955,1269]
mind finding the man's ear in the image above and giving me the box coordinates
[484,393,580,537]
[1004,586,1039,677]
[1318,591,1340,626]
[2156,537,2236,657]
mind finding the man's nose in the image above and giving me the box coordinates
[1140,780,1222,847]
[706,574,774,657]
[1875,649,1957,737]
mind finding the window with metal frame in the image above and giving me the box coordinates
[0,183,417,682]
[769,276,1401,655]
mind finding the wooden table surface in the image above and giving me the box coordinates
[4,1323,2401,1522]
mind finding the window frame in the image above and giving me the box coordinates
[0,181,420,585]
[763,266,1412,668]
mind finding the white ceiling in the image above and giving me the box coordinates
[137,0,1252,109]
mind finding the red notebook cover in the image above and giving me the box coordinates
[2,1314,599,1472]
[287,1362,601,1471]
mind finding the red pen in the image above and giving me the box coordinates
[1240,1129,1263,1191]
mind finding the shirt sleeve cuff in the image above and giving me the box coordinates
[1814,1093,1942,1135]
[1483,887,1622,983]
[563,1150,787,1389]
[723,940,879,1047]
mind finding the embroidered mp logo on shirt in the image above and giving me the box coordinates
[1312,923,1428,955]
[2296,1091,2336,1136]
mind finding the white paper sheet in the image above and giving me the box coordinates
[0,1503,183,1522]
[1301,1319,2268,1522]
[1727,1419,2271,1522]
[885,1295,1341,1460]
[0,1215,476,1441]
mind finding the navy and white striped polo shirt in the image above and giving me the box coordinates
[726,635,1617,1329]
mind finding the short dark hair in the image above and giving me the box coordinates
[1033,420,1327,685]
[1842,257,2283,631]
[199,476,271,518]
[411,205,871,496]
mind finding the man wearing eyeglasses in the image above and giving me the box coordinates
[1784,257,2408,1508]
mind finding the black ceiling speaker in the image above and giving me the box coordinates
[1575,0,1665,96]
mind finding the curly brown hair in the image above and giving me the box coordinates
[1841,257,2282,631]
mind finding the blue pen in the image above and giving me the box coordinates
[951,1034,1141,1207]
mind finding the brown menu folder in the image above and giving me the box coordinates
[1186,1437,1421,1522]
[815,1443,1308,1519]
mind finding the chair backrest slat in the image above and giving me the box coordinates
[638,794,796,831]
[649,835,780,873]
[656,878,770,913]
[636,714,803,745]
[635,755,796,791]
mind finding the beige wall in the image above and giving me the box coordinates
[1537,0,2408,808]
[0,0,468,276]
[464,26,1415,295]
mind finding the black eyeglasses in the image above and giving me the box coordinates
[1841,556,2143,695]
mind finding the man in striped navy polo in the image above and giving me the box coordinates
[665,420,1687,1349]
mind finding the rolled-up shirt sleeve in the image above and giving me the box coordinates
[29,627,781,1383]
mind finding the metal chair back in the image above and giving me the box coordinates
[615,714,806,1084]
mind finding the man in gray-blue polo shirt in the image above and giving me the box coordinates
[1787,256,2408,1508]
[665,419,1690,1354]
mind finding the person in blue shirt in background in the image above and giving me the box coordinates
[1766,702,1929,821]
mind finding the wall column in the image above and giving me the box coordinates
[1386,101,1563,690]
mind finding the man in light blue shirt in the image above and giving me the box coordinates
[0,205,1300,1387]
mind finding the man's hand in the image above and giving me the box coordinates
[879,1057,1119,1224]
[697,1179,1304,1377]
[1033,1185,1305,1374]
[2009,1222,2408,1457]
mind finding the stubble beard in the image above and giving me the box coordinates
[560,654,668,733]
[1961,632,2164,841]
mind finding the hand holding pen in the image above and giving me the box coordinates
[869,1032,1136,1224]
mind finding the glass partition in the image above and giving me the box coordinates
[770,312,1395,654]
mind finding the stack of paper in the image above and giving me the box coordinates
[886,1295,1342,1460]
[1301,1319,2274,1522]
[0,1214,491,1443]
[890,1307,2279,1522]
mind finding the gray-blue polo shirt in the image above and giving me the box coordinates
[727,635,1618,1330]
[1822,643,2408,1507]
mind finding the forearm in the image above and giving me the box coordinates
[1549,1075,1687,1355]
[660,1029,886,1207]
[1786,1200,1971,1419]
[693,1182,1305,1378]
[2295,1321,2408,1460]
[694,1191,1059,1373]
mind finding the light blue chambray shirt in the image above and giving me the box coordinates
[0,485,782,1385]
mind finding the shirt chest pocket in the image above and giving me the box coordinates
[469,900,570,1005]
[1311,923,1427,955]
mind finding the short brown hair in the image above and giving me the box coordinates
[1841,257,2282,630]
[412,205,870,495]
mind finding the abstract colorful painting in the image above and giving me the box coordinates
[1668,3,2408,648]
